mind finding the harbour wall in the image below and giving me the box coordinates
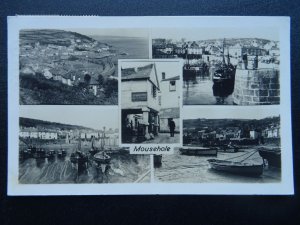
[233,68,280,105]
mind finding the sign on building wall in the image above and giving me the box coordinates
[132,92,147,102]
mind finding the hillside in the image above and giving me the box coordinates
[20,29,107,47]
[20,117,94,131]
[198,38,276,47]
[184,116,280,131]
[19,29,118,105]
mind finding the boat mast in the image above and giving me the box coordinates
[222,38,225,64]
[78,132,81,151]
[100,126,106,150]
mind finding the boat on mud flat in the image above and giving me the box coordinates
[179,146,218,156]
[218,144,239,153]
[207,159,263,177]
[70,151,89,164]
[46,150,56,158]
[93,151,111,164]
[258,147,281,168]
[57,149,67,158]
[33,148,47,158]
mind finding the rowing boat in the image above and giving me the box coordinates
[207,159,263,177]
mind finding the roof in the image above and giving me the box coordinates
[121,64,154,81]
[160,108,180,119]
[162,75,180,81]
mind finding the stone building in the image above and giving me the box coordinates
[121,64,161,142]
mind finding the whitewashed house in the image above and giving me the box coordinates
[121,64,160,138]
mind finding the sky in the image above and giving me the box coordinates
[66,28,149,38]
[20,106,118,130]
[183,106,280,120]
[151,27,279,42]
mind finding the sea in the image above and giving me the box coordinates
[154,146,281,183]
[183,76,234,105]
[92,35,149,59]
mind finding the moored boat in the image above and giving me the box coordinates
[179,146,218,156]
[212,39,236,87]
[70,151,88,164]
[207,159,263,177]
[93,151,111,164]
[258,147,281,168]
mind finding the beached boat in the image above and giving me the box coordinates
[207,159,263,177]
[219,144,239,153]
[93,151,111,164]
[258,147,281,168]
[70,151,88,164]
[179,146,218,156]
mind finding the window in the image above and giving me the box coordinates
[158,96,161,106]
[169,80,176,91]
[152,84,157,98]
[162,72,166,80]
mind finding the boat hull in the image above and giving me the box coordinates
[258,148,281,168]
[93,152,111,164]
[207,159,263,177]
[180,147,218,156]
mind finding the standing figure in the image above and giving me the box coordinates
[242,53,248,69]
[254,55,258,70]
[169,118,176,137]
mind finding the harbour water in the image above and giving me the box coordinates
[183,77,234,105]
[154,146,281,183]
[92,36,149,59]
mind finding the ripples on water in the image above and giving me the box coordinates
[154,148,281,183]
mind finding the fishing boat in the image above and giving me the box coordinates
[93,151,111,164]
[219,144,239,153]
[70,133,88,164]
[207,159,263,177]
[258,147,281,168]
[70,151,88,164]
[179,146,218,156]
[46,150,56,159]
[57,149,67,158]
[91,127,111,164]
[33,148,47,158]
[213,39,236,86]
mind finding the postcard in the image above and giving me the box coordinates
[7,16,293,195]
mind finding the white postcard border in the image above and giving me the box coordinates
[7,16,293,195]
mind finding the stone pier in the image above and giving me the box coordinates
[233,68,280,105]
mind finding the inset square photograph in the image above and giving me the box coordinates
[119,59,183,145]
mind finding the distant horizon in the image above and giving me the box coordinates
[66,28,149,38]
[20,116,101,131]
[151,27,279,42]
[20,106,119,130]
[184,116,280,121]
[183,107,280,120]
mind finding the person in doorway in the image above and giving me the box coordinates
[254,55,258,70]
[242,53,248,69]
[169,118,176,137]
